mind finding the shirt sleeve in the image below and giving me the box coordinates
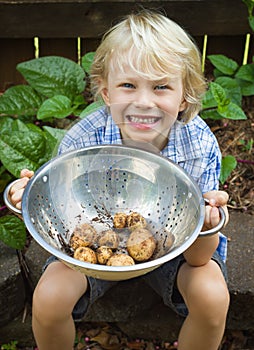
[196,138,222,194]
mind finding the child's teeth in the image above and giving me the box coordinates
[130,116,157,124]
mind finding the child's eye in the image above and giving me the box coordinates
[121,83,135,89]
[155,84,169,90]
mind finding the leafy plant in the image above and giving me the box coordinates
[0,53,97,182]
[201,53,254,183]
[243,0,254,30]
[0,53,98,249]
[201,54,251,121]
[1,340,18,350]
[200,0,254,184]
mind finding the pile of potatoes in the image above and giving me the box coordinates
[69,212,157,266]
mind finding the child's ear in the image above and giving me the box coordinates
[179,99,187,112]
[101,87,110,106]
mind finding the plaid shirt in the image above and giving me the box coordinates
[59,106,227,262]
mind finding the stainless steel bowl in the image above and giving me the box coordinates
[5,145,224,280]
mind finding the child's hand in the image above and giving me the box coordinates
[9,169,34,210]
[202,190,229,231]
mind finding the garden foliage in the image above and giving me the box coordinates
[0,0,253,248]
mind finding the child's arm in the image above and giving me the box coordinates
[9,169,34,209]
[183,190,229,266]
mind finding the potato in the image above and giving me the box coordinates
[127,212,147,230]
[96,246,113,265]
[127,228,156,262]
[106,253,135,266]
[73,246,97,264]
[153,230,175,258]
[113,212,128,229]
[98,229,119,249]
[70,223,97,250]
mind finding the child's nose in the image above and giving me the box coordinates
[133,90,155,108]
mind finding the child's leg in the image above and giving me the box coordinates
[176,260,230,350]
[32,261,88,350]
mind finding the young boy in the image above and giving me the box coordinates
[9,9,230,350]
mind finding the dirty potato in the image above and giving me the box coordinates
[96,246,113,265]
[113,212,128,229]
[98,229,119,249]
[127,228,156,262]
[73,246,97,264]
[106,253,135,266]
[69,223,97,250]
[153,230,175,258]
[127,212,147,230]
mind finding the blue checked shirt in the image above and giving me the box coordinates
[59,106,227,262]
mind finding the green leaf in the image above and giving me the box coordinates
[0,215,26,249]
[43,126,66,157]
[249,15,254,31]
[0,85,44,116]
[79,100,105,118]
[0,166,12,193]
[210,82,229,106]
[213,68,225,78]
[43,125,66,142]
[215,77,242,106]
[0,116,15,132]
[17,56,86,100]
[37,95,73,120]
[13,119,30,132]
[201,89,217,109]
[200,109,222,120]
[235,63,254,82]
[81,52,95,74]
[238,79,254,96]
[207,55,239,75]
[26,122,45,134]
[0,130,49,177]
[243,0,254,16]
[217,102,247,120]
[220,155,237,184]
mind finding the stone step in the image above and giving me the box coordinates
[0,211,253,346]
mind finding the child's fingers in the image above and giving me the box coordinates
[9,176,31,208]
[204,205,220,229]
[204,190,229,206]
[20,169,34,178]
[9,177,30,195]
[10,187,25,207]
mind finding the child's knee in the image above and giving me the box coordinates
[190,273,230,323]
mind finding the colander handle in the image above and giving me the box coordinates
[3,180,23,219]
[199,204,226,237]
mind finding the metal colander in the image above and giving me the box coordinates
[15,145,224,281]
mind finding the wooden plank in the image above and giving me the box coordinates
[0,1,250,38]
[81,38,101,55]
[206,35,247,64]
[0,38,34,91]
[39,38,77,61]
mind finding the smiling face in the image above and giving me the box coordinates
[101,64,187,150]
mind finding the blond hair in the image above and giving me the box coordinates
[90,9,206,122]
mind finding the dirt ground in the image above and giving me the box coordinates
[12,322,254,349]
[213,96,254,215]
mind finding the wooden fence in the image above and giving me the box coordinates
[0,0,253,91]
